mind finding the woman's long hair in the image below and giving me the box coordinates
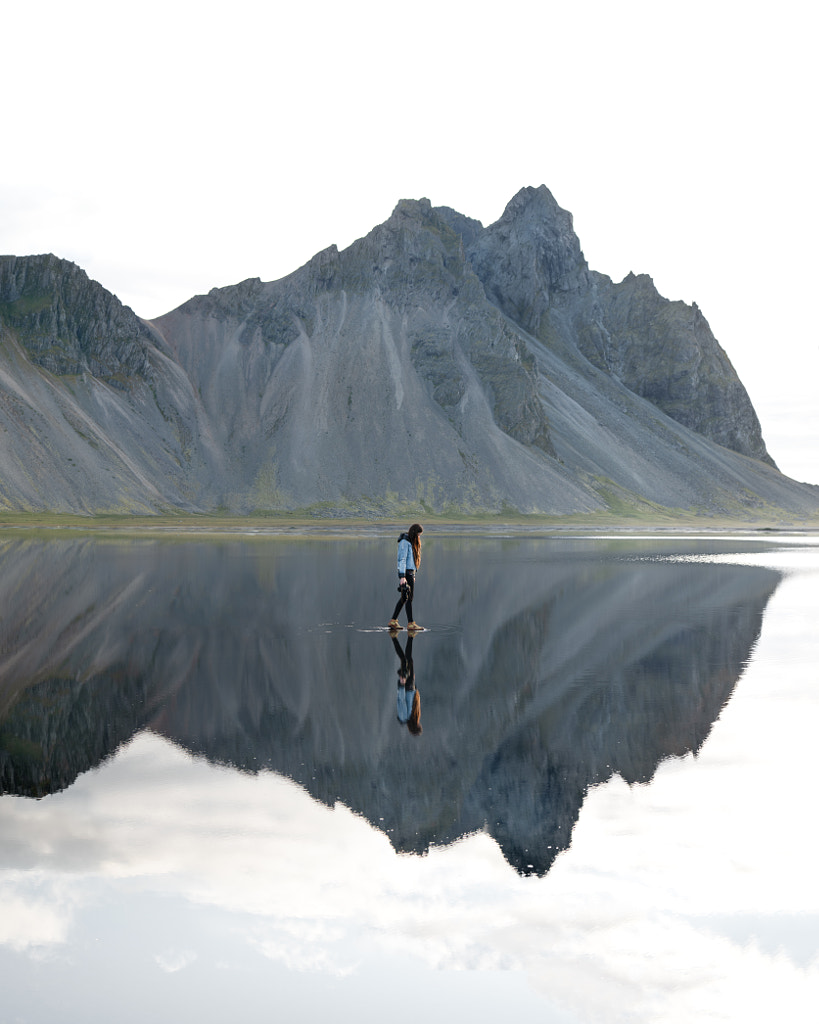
[408,689,422,736]
[408,523,423,569]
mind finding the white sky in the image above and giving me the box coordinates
[3,0,818,484]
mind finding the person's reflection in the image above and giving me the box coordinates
[391,634,422,736]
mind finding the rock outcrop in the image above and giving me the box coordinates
[579,270,772,464]
[0,186,816,516]
[0,254,155,386]
[461,187,772,466]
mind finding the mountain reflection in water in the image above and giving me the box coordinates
[0,535,780,875]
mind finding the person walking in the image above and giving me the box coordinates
[388,523,423,632]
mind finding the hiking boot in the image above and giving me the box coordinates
[407,621,424,632]
[388,619,402,631]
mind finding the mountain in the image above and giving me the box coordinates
[1,186,816,516]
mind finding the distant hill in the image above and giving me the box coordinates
[1,186,816,516]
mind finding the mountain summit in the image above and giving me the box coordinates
[0,187,815,516]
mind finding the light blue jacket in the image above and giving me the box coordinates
[397,686,415,723]
[397,536,416,576]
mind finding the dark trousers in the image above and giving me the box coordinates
[392,634,415,687]
[391,570,415,623]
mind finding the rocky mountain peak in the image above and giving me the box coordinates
[390,196,434,222]
[465,184,590,340]
[432,206,484,248]
[319,195,481,309]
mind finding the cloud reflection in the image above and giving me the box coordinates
[154,948,197,973]
[3,663,819,1023]
[0,883,71,951]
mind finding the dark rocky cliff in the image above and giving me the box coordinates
[0,187,816,516]
[0,255,155,386]
[580,270,772,464]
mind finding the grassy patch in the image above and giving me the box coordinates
[0,292,53,320]
[0,508,816,538]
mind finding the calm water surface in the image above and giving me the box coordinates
[1,532,818,1023]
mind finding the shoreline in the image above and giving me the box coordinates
[0,511,818,539]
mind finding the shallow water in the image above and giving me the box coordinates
[1,533,818,1022]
